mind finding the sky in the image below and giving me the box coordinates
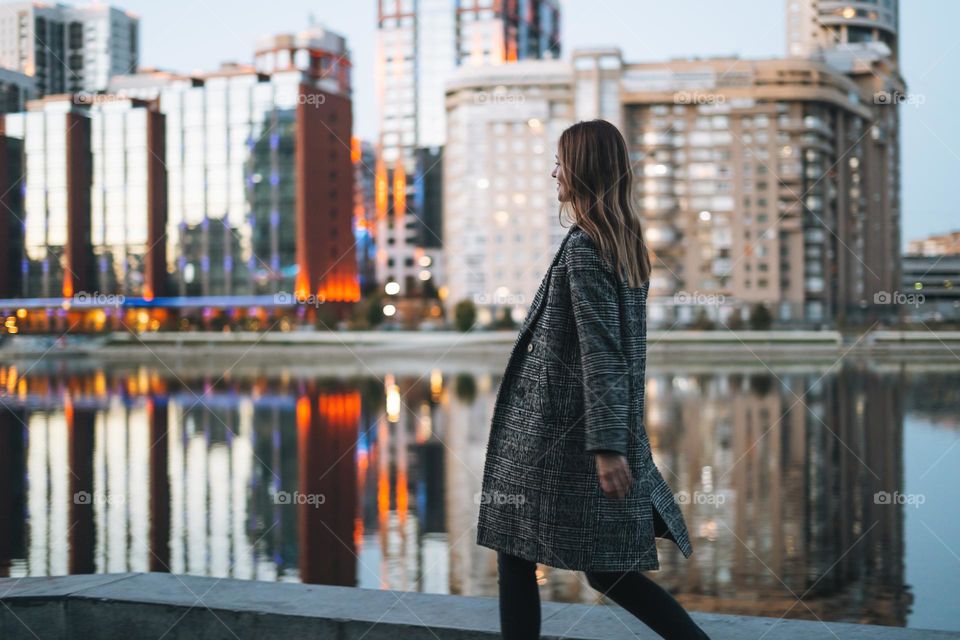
[110,0,958,247]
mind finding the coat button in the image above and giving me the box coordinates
[527,343,534,352]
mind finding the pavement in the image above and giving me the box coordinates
[1,573,957,639]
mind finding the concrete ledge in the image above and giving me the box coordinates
[99,329,851,347]
[8,329,960,366]
[1,573,956,640]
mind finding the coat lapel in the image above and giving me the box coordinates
[522,226,577,332]
[493,226,577,416]
[507,226,578,356]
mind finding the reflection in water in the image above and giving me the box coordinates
[639,369,908,624]
[0,360,956,628]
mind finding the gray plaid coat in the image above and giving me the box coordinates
[476,223,693,572]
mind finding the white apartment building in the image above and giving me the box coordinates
[443,60,573,325]
[374,0,561,301]
[444,32,902,329]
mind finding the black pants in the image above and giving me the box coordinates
[497,552,711,640]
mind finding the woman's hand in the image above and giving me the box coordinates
[595,452,633,499]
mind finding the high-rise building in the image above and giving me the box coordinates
[443,60,572,323]
[619,53,901,326]
[353,138,378,295]
[787,0,899,61]
[108,26,358,304]
[374,0,561,301]
[445,24,904,327]
[0,2,139,98]
[253,27,352,96]
[414,145,443,295]
[785,0,904,324]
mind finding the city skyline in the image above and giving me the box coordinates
[0,0,951,330]
[85,0,959,248]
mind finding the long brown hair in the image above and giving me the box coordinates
[557,119,651,286]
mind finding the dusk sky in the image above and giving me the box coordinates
[113,0,959,247]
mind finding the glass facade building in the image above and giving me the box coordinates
[0,2,139,97]
[90,96,165,299]
[1,95,164,300]
[3,99,89,298]
[0,25,357,312]
[147,68,305,297]
[108,26,358,303]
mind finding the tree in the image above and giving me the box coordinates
[492,307,517,329]
[454,373,477,403]
[748,304,773,330]
[691,308,715,330]
[352,292,386,329]
[453,299,477,332]
[726,311,745,331]
[313,305,340,331]
[366,300,385,328]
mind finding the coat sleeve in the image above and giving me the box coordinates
[565,233,630,455]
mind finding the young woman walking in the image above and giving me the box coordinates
[476,120,711,640]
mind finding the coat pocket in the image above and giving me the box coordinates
[593,477,658,563]
[537,360,555,424]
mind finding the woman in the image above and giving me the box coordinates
[476,120,710,640]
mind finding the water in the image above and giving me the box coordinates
[0,354,957,631]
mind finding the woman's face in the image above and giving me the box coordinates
[552,153,568,202]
